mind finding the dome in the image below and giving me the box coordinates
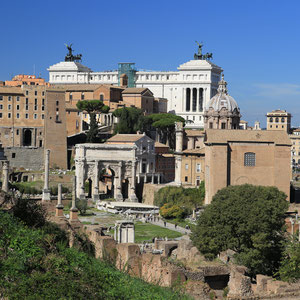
[206,74,239,112]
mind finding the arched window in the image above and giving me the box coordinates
[275,117,279,123]
[281,117,285,123]
[81,92,84,100]
[100,94,104,101]
[269,117,273,123]
[244,152,256,166]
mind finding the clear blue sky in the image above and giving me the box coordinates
[1,0,300,127]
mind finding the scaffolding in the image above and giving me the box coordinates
[118,63,136,87]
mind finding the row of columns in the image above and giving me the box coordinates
[183,87,205,112]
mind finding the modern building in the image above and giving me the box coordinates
[48,44,223,128]
[266,109,291,133]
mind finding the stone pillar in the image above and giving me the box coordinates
[42,149,51,201]
[76,160,85,200]
[175,156,182,184]
[115,162,123,201]
[129,160,138,202]
[70,176,78,221]
[55,183,64,217]
[115,221,135,243]
[183,88,186,112]
[175,122,184,153]
[151,174,154,184]
[93,161,100,202]
[2,161,9,193]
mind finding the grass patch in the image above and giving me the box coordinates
[135,222,182,243]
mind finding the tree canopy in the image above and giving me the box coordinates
[113,107,145,134]
[191,184,289,276]
[76,100,110,143]
[155,184,205,220]
[146,114,185,149]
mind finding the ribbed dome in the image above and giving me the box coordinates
[206,74,239,112]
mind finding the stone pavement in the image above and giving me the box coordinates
[148,218,191,235]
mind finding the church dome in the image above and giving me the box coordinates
[206,74,239,112]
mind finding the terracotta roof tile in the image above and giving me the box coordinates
[106,134,145,143]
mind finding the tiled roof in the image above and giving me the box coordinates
[182,148,205,154]
[106,134,145,143]
[122,88,149,94]
[205,129,291,145]
[0,87,24,95]
[185,129,205,137]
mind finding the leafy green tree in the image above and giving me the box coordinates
[278,235,300,282]
[76,100,109,143]
[191,184,289,276]
[113,107,145,134]
[146,113,185,149]
[154,185,204,219]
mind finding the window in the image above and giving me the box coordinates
[270,125,272,128]
[196,163,201,172]
[42,99,45,111]
[25,113,29,119]
[25,91,29,96]
[0,96,3,101]
[70,93,73,100]
[209,122,213,129]
[0,113,2,118]
[8,96,12,101]
[81,92,84,100]
[34,99,38,110]
[41,114,45,119]
[269,117,273,122]
[42,91,45,96]
[244,152,256,166]
[185,164,189,170]
[34,114,37,119]
[221,123,226,129]
[34,91,37,96]
[16,104,19,110]
[0,105,2,109]
[16,96,20,101]
[12,153,16,158]
[281,117,285,123]
[16,113,20,119]
[8,113,11,118]
[275,117,279,122]
[185,176,188,182]
[16,129,19,135]
[56,100,59,106]
[8,104,11,110]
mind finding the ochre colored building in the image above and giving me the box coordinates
[266,109,291,133]
[204,129,291,204]
[5,74,49,87]
[155,142,175,183]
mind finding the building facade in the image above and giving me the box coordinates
[266,109,291,133]
[48,47,223,128]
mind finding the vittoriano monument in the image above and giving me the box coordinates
[194,41,213,60]
[64,43,82,62]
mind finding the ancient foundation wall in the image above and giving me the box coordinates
[4,147,44,170]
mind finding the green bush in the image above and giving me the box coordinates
[0,210,189,299]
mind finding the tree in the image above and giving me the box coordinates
[113,107,145,134]
[146,114,185,149]
[76,100,109,143]
[191,184,289,276]
[278,235,300,282]
[154,185,204,219]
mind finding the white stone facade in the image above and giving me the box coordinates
[48,59,223,128]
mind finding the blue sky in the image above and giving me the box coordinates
[1,0,300,126]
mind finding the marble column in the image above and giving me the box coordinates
[93,161,100,202]
[42,149,51,201]
[55,183,64,217]
[2,161,9,193]
[174,156,182,184]
[70,176,78,221]
[76,160,85,200]
[115,162,123,201]
[129,160,138,202]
